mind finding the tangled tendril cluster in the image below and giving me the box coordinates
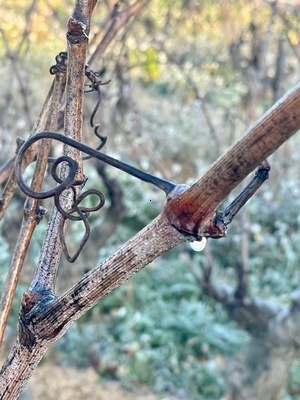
[16,53,175,263]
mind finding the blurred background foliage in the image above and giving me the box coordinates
[1,0,300,399]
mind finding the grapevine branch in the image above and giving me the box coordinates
[0,1,300,398]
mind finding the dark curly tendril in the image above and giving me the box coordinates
[50,56,109,159]
[82,65,111,159]
[49,51,68,75]
[16,132,176,195]
[57,187,105,263]
[15,132,175,262]
[16,138,106,262]
[16,54,175,262]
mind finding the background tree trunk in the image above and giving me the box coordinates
[228,299,300,400]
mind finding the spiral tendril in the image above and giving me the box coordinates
[16,131,175,262]
[16,55,175,262]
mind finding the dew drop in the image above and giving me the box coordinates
[190,237,207,252]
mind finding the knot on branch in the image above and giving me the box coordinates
[67,17,88,43]
[19,290,56,349]
[164,162,270,241]
[164,184,227,240]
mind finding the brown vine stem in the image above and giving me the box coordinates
[0,72,66,351]
[0,80,55,221]
[6,81,300,343]
[0,1,96,397]
[0,58,300,400]
[0,215,183,400]
[29,0,96,292]
[164,81,300,238]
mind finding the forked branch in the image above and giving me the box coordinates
[164,82,300,239]
[1,2,300,399]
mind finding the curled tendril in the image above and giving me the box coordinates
[49,55,109,161]
[49,51,68,75]
[60,213,91,263]
[16,132,175,194]
[16,153,82,200]
[55,187,105,222]
[57,187,105,263]
[15,133,106,263]
[82,66,111,160]
[16,132,175,262]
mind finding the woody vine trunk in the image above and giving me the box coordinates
[0,1,300,399]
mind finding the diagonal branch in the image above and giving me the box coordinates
[164,82,300,239]
[88,0,149,68]
[17,82,300,338]
[222,160,270,226]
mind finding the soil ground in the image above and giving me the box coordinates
[20,363,174,400]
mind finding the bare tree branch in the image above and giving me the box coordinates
[88,0,149,68]
[1,80,299,397]
[222,160,270,226]
[0,72,66,350]
[29,0,96,293]
[164,82,300,239]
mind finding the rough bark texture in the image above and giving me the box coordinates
[0,215,184,399]
[165,82,300,238]
[0,73,66,347]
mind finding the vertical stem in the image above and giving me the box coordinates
[30,0,96,292]
[0,80,54,221]
[0,74,66,351]
[0,2,97,398]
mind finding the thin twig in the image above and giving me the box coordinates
[29,0,96,292]
[88,0,149,68]
[0,79,56,220]
[222,160,270,226]
[0,72,66,351]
